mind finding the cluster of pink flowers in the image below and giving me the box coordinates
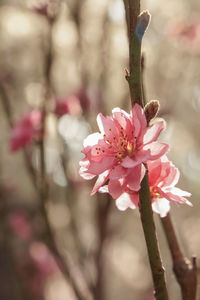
[10,91,89,152]
[79,104,192,217]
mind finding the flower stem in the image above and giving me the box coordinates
[160,213,197,300]
[139,173,169,299]
[123,0,144,106]
[123,1,169,298]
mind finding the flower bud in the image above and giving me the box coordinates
[136,10,151,41]
[144,100,160,123]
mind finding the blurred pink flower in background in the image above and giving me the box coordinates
[76,89,91,112]
[30,0,51,17]
[33,3,48,16]
[55,89,91,117]
[166,19,200,53]
[10,110,43,152]
[80,104,169,200]
[55,95,82,117]
[9,211,32,240]
[29,241,58,276]
[115,156,192,217]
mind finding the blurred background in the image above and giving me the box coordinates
[0,0,199,299]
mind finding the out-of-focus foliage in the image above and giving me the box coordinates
[0,0,199,300]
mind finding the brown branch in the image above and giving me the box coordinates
[123,1,169,299]
[0,189,26,300]
[60,152,85,255]
[160,213,197,300]
[37,14,93,300]
[38,134,92,300]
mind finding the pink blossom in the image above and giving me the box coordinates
[79,104,169,198]
[55,95,82,117]
[114,156,192,217]
[30,0,51,17]
[33,3,49,16]
[9,211,32,240]
[29,242,58,276]
[10,110,43,152]
[166,19,200,54]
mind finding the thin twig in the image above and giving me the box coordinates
[161,213,197,300]
[60,152,85,255]
[0,189,26,300]
[123,1,169,299]
[38,131,87,300]
[37,13,93,299]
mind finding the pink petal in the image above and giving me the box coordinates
[158,188,192,206]
[147,159,162,186]
[112,107,130,118]
[169,187,191,197]
[91,170,110,195]
[87,157,115,175]
[83,132,102,147]
[152,198,170,218]
[90,139,116,162]
[108,178,127,199]
[143,121,164,145]
[131,104,147,138]
[97,113,117,138]
[143,142,169,160]
[129,193,139,207]
[90,146,106,162]
[98,185,109,193]
[126,164,146,191]
[109,165,128,180]
[79,158,90,168]
[81,145,93,159]
[112,108,132,137]
[79,167,96,180]
[116,193,137,211]
[121,151,149,168]
[161,163,180,188]
[121,156,139,168]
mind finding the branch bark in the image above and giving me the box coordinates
[160,213,197,300]
[123,1,169,299]
[124,0,143,106]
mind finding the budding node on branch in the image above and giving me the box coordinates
[136,10,151,41]
[144,100,160,123]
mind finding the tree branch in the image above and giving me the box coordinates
[161,213,197,300]
[123,1,169,299]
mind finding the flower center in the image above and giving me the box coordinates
[103,127,137,161]
[150,186,161,200]
[115,135,137,160]
[127,141,135,157]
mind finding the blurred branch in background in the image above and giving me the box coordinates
[93,193,111,300]
[161,213,197,300]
